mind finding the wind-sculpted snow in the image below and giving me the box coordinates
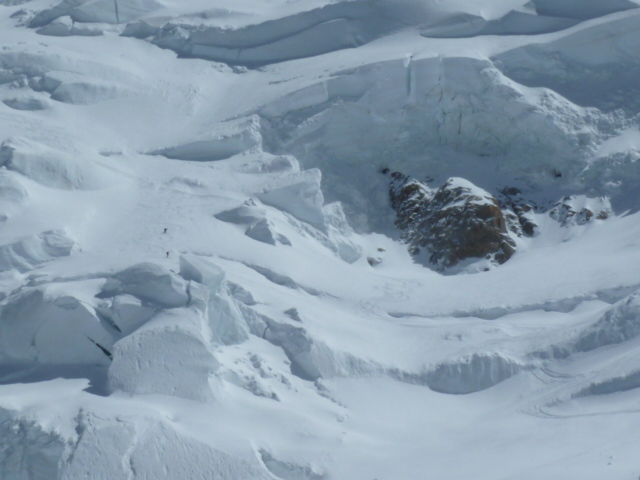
[0,138,118,190]
[574,292,640,352]
[421,11,579,38]
[101,263,189,308]
[260,449,326,480]
[0,405,272,480]
[531,0,639,20]
[0,286,113,365]
[238,303,321,381]
[2,95,50,111]
[0,172,28,222]
[217,200,293,247]
[150,116,263,162]
[28,0,162,28]
[35,15,104,37]
[260,55,619,229]
[494,13,640,114]
[178,254,249,345]
[425,353,522,395]
[257,169,326,230]
[96,294,157,336]
[0,412,65,479]
[0,49,138,105]
[114,0,638,65]
[141,1,419,66]
[0,230,76,273]
[421,0,640,39]
[245,219,292,247]
[109,283,220,402]
[0,0,32,5]
[216,198,360,261]
[573,370,640,398]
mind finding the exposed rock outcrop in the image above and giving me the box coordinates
[498,187,539,237]
[549,195,610,226]
[389,173,516,271]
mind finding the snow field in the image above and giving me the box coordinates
[1,0,640,478]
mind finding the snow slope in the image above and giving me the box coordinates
[1,0,640,478]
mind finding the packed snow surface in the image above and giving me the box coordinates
[1,0,640,478]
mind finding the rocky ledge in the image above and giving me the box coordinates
[388,173,517,271]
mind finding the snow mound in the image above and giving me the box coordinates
[108,285,219,402]
[95,294,157,336]
[0,411,65,479]
[215,200,290,248]
[118,420,270,480]
[150,116,262,162]
[0,138,117,190]
[574,291,640,352]
[0,171,28,221]
[146,1,422,67]
[2,95,51,111]
[322,202,362,263]
[260,449,325,480]
[0,49,134,105]
[0,230,77,273]
[421,11,579,38]
[245,264,320,296]
[216,198,359,261]
[101,262,189,308]
[35,15,103,37]
[179,254,249,345]
[420,0,640,39]
[494,13,640,113]
[0,285,113,365]
[29,0,162,28]
[215,198,268,226]
[531,0,639,20]
[239,304,321,381]
[49,78,126,105]
[257,169,325,229]
[134,0,637,65]
[425,353,522,394]
[573,370,640,398]
[0,408,271,480]
[245,219,292,247]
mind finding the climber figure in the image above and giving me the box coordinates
[163,228,168,234]
[166,251,170,258]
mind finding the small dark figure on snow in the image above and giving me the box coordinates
[163,228,168,234]
[166,251,170,258]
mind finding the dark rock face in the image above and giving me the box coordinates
[389,172,432,240]
[389,174,516,270]
[498,187,539,238]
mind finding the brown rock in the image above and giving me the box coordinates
[390,176,516,270]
